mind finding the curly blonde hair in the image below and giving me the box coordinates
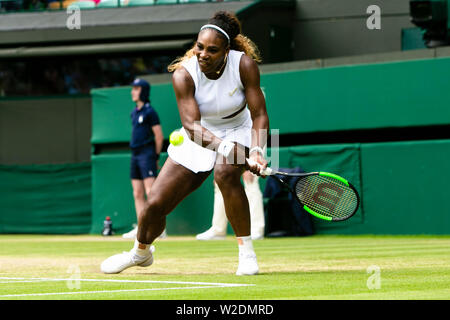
[167,11,261,72]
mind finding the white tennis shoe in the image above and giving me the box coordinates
[196,228,226,241]
[236,252,259,276]
[100,245,155,274]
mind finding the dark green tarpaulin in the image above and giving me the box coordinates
[90,145,362,235]
[2,140,450,235]
[91,57,450,144]
[0,163,91,234]
[90,152,216,235]
[90,85,181,144]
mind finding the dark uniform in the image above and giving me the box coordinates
[130,79,160,180]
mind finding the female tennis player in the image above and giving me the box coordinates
[101,11,269,276]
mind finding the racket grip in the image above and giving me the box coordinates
[246,158,273,176]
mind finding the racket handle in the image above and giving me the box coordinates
[246,158,273,176]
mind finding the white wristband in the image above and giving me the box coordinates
[217,140,235,158]
[249,146,264,157]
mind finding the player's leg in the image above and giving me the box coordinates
[101,157,211,274]
[143,176,167,239]
[213,162,249,236]
[214,161,259,275]
[137,157,211,244]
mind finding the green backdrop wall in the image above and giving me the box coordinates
[358,139,450,234]
[89,140,450,235]
[261,57,450,134]
[91,84,181,144]
[90,56,450,143]
[1,140,448,235]
[2,57,449,235]
[0,163,91,234]
[90,144,362,235]
[90,152,217,235]
[88,56,450,235]
[277,140,450,235]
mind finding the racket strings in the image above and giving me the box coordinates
[295,175,358,220]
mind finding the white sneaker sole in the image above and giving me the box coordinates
[236,253,259,276]
[236,267,259,276]
[101,246,155,274]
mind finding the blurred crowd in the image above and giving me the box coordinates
[0,55,174,97]
[1,0,53,11]
[0,0,227,12]
[0,0,222,96]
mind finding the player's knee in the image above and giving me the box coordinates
[142,195,166,220]
[214,166,241,189]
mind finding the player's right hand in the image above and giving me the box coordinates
[246,151,268,177]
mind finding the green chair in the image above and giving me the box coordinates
[128,0,155,7]
[68,0,96,9]
[156,0,208,4]
[96,0,127,7]
[155,0,179,4]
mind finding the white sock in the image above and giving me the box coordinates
[133,239,151,257]
[237,235,255,256]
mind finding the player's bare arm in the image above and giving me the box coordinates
[172,67,221,150]
[172,67,249,165]
[240,54,269,170]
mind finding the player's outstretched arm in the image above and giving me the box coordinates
[171,67,248,166]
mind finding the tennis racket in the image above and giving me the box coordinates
[247,159,360,222]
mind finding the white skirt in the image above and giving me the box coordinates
[168,112,252,173]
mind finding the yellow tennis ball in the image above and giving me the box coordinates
[169,131,184,146]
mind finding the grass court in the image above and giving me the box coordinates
[0,234,449,300]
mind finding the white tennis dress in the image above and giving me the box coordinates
[168,50,253,173]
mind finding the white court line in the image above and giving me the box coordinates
[0,277,255,298]
[0,285,231,298]
[0,281,48,284]
[0,277,251,287]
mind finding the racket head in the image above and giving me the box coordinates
[294,172,360,222]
